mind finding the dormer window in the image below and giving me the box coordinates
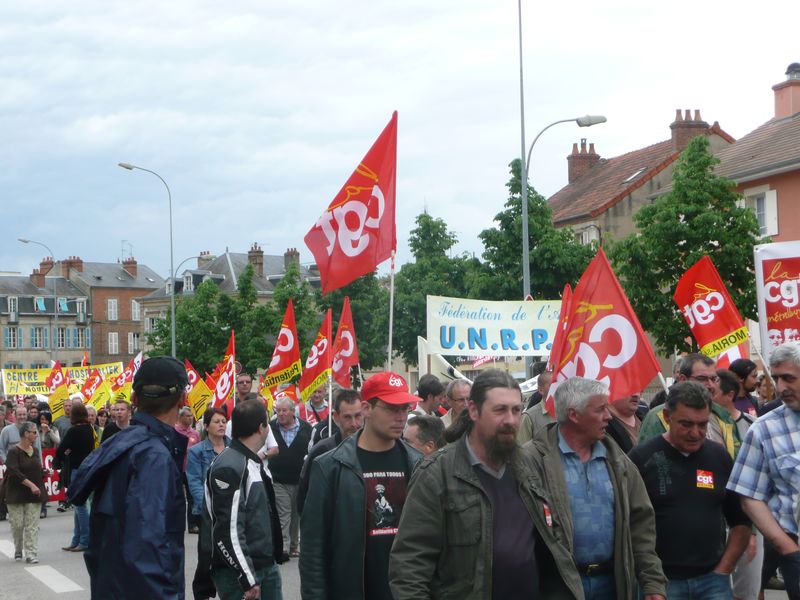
[184,274,194,293]
[34,297,46,312]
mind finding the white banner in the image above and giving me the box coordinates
[754,240,800,364]
[426,295,560,357]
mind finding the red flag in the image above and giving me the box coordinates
[264,300,303,390]
[184,359,201,393]
[81,369,104,403]
[673,255,749,360]
[547,284,573,372]
[81,352,88,367]
[110,352,143,392]
[546,249,659,415]
[304,112,398,294]
[299,310,333,401]
[45,361,65,392]
[331,296,360,387]
[212,332,236,417]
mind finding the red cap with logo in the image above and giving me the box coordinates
[361,371,418,405]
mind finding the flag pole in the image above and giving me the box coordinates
[753,346,776,390]
[657,372,669,393]
[357,364,364,386]
[327,372,333,437]
[387,250,397,371]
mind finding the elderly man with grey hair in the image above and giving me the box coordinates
[440,379,471,429]
[524,376,666,600]
[268,395,312,561]
[728,342,800,599]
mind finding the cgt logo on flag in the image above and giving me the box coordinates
[696,470,715,489]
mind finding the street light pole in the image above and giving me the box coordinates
[18,238,58,362]
[118,162,176,358]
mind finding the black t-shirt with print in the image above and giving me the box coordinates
[357,443,409,600]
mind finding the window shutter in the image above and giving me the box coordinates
[18,327,23,348]
[3,327,8,349]
[765,189,778,237]
[30,327,35,348]
[43,327,49,349]
[87,328,92,349]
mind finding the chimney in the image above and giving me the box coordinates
[773,62,800,119]
[197,250,215,269]
[567,138,601,183]
[248,243,264,278]
[60,255,84,277]
[39,256,54,275]
[670,109,709,152]
[284,247,300,271]
[30,268,45,288]
[122,256,138,278]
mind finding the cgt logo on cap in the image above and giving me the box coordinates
[388,375,404,388]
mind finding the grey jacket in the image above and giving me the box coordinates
[389,435,584,599]
[525,423,667,599]
[299,431,422,600]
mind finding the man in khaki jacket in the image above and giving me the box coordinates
[389,369,583,599]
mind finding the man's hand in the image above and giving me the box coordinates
[243,584,260,599]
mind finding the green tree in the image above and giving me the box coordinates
[610,135,762,355]
[271,260,319,359]
[393,212,471,366]
[317,273,389,372]
[474,159,593,300]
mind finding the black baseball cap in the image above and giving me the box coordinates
[133,356,188,398]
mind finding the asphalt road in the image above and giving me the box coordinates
[0,505,789,599]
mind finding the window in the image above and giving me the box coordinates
[165,281,173,295]
[184,274,194,293]
[107,298,118,321]
[75,327,86,349]
[128,332,140,354]
[8,296,18,313]
[31,327,47,349]
[34,297,46,312]
[3,327,20,349]
[58,297,69,313]
[76,298,87,314]
[742,186,778,237]
[144,316,156,333]
[3,362,23,370]
[131,300,141,321]
[57,326,67,349]
[108,332,119,355]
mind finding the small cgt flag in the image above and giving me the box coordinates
[304,112,398,294]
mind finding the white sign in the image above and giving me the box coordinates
[426,295,560,357]
[754,240,800,364]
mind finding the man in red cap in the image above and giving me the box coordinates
[299,372,423,600]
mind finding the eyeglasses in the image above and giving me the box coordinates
[236,381,251,386]
[690,375,719,384]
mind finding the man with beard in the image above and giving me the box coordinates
[389,369,583,600]
[525,377,666,600]
[728,343,800,600]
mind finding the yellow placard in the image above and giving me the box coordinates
[89,380,113,411]
[700,326,749,357]
[48,385,69,421]
[2,362,124,395]
[188,379,214,421]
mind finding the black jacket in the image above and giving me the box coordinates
[201,439,284,592]
[297,430,343,515]
[299,431,422,600]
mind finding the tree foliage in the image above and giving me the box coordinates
[393,213,471,366]
[610,135,762,355]
[474,159,593,300]
[317,272,389,372]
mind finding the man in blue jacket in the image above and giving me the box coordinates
[68,356,189,599]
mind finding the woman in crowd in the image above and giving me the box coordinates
[5,421,47,563]
[186,407,230,599]
[56,401,95,552]
[86,406,101,439]
[96,409,109,433]
[37,411,60,518]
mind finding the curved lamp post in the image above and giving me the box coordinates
[118,162,176,357]
[18,238,58,362]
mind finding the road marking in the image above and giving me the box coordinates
[25,565,83,593]
[0,539,15,558]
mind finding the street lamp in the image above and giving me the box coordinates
[118,162,176,357]
[18,238,58,362]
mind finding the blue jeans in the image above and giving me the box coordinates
[71,503,90,547]
[581,573,616,600]
[212,563,282,600]
[666,571,732,600]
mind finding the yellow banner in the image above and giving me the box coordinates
[188,379,214,421]
[263,360,302,389]
[2,362,124,395]
[112,383,132,404]
[300,369,331,402]
[89,380,114,411]
[48,384,69,421]
[700,326,749,357]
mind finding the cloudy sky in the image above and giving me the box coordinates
[1,0,797,282]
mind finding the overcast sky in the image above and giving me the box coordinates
[1,0,797,283]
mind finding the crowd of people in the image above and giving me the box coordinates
[0,344,799,600]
